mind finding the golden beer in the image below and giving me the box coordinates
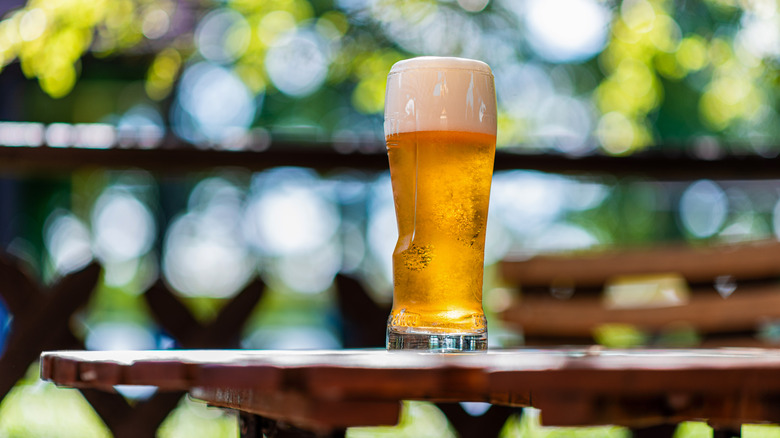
[384,57,497,351]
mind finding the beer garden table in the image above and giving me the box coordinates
[39,348,780,437]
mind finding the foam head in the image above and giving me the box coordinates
[384,57,496,136]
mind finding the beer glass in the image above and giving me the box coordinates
[384,57,497,352]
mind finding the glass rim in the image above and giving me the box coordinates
[388,56,492,76]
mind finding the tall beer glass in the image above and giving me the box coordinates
[384,57,497,352]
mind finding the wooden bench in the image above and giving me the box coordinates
[499,239,780,347]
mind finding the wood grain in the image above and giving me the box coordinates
[39,348,780,430]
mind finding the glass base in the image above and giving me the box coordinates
[386,329,487,352]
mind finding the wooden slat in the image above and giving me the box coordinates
[501,285,780,338]
[500,240,780,288]
[306,366,486,401]
[0,143,387,175]
[195,364,282,392]
[6,143,780,180]
[522,391,778,428]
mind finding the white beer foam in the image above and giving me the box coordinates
[384,57,497,136]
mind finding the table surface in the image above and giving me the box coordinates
[40,348,780,431]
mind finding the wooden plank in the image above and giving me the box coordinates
[79,361,122,391]
[50,356,80,387]
[501,285,780,337]
[530,392,780,428]
[195,363,282,392]
[124,361,191,390]
[41,350,266,388]
[489,368,780,395]
[40,348,780,429]
[6,142,780,181]
[191,387,401,431]
[0,144,387,176]
[306,366,487,401]
[500,240,780,288]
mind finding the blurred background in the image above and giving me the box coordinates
[1,0,780,436]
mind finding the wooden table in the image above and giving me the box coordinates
[40,348,780,436]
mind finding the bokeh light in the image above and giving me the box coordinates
[243,168,339,256]
[483,214,511,266]
[85,321,157,351]
[532,94,595,154]
[117,104,166,148]
[265,28,329,97]
[457,0,490,13]
[736,5,780,59]
[141,7,171,40]
[146,48,183,101]
[163,177,255,298]
[523,0,610,63]
[0,122,44,147]
[43,210,93,276]
[242,326,340,350]
[770,198,780,241]
[366,174,396,287]
[526,222,600,253]
[85,321,159,400]
[91,187,156,264]
[196,8,250,64]
[171,62,257,147]
[268,246,341,295]
[243,168,342,294]
[490,171,567,238]
[679,180,728,239]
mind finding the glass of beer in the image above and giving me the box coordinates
[384,57,497,352]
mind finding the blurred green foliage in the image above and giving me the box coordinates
[673,422,713,438]
[2,0,779,153]
[0,365,111,437]
[743,424,780,438]
[593,323,649,348]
